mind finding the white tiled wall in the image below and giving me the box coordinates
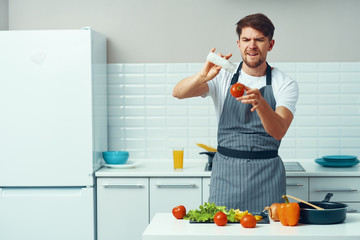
[107,62,360,162]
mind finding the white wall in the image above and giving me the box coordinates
[7,0,360,63]
[108,62,360,161]
[0,0,8,30]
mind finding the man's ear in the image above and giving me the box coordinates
[268,39,275,51]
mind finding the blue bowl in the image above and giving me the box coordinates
[102,151,129,165]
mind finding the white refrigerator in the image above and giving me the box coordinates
[0,28,107,240]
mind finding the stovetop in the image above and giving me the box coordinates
[284,161,305,172]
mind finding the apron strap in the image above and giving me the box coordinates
[266,63,272,85]
[230,62,243,85]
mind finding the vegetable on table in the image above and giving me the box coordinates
[183,202,237,223]
[234,209,249,221]
[276,195,300,226]
[254,214,263,221]
[214,212,228,226]
[240,214,257,228]
[172,205,186,219]
[264,203,280,221]
[236,209,263,222]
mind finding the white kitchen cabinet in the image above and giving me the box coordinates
[309,177,360,213]
[150,178,202,220]
[286,177,309,202]
[97,178,149,240]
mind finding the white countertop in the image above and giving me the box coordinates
[95,159,360,177]
[142,213,360,240]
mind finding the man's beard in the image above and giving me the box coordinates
[243,54,265,68]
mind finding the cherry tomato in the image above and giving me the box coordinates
[240,214,257,228]
[230,82,245,98]
[172,205,186,219]
[214,211,227,226]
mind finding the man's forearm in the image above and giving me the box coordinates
[256,101,293,140]
[172,73,209,99]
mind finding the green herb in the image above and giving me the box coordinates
[183,202,237,222]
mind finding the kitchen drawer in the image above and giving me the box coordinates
[309,177,360,201]
[286,177,309,202]
[150,178,202,220]
[202,177,211,204]
[345,203,360,213]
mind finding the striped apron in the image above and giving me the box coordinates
[208,62,286,213]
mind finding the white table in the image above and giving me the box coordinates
[142,213,360,240]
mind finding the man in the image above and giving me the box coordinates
[173,13,298,212]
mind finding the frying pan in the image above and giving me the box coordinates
[299,193,348,224]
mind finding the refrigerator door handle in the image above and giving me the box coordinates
[0,187,88,197]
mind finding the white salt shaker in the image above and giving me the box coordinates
[206,52,237,74]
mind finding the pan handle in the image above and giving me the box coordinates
[199,152,216,157]
[321,193,333,202]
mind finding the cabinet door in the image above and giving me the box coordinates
[150,178,201,220]
[97,178,149,240]
[202,178,211,204]
[286,177,309,202]
[309,177,360,201]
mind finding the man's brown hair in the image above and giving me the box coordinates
[236,13,275,41]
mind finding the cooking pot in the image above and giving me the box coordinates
[299,193,348,224]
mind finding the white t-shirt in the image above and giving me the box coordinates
[203,65,299,121]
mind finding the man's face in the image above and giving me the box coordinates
[237,27,274,68]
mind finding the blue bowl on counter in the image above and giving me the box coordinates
[102,151,129,165]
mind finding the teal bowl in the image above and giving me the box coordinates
[102,151,129,164]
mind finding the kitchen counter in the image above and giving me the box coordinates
[95,159,360,177]
[142,213,360,240]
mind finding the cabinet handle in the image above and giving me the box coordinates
[155,184,197,188]
[102,183,144,188]
[314,188,358,192]
[286,183,304,187]
[347,209,359,213]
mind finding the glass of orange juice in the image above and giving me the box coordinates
[173,147,184,170]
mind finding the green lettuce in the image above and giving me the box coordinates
[183,202,237,222]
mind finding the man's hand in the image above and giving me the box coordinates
[237,86,265,112]
[172,48,232,99]
[236,86,294,140]
[199,48,232,81]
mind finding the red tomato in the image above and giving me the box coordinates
[214,211,227,226]
[240,214,257,228]
[230,82,245,98]
[172,205,186,219]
